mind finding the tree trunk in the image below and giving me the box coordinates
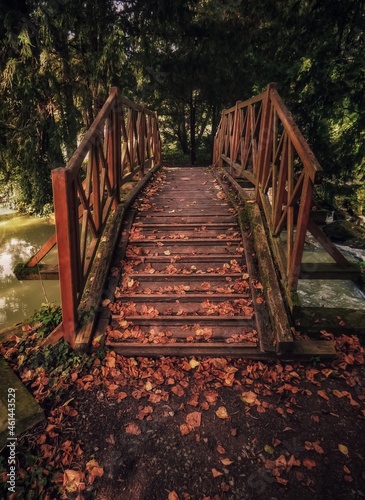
[190,93,196,165]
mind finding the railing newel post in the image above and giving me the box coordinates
[52,167,81,346]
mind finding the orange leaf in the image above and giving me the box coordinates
[186,412,202,429]
[220,458,233,466]
[317,390,329,401]
[303,459,316,470]
[212,468,223,478]
[276,477,288,485]
[215,406,229,419]
[125,423,141,435]
[180,424,191,435]
[168,492,180,500]
[172,385,185,397]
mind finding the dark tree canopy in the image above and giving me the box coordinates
[0,0,364,214]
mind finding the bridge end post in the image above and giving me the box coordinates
[52,167,81,347]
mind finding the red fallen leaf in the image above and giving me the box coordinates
[188,394,199,407]
[317,390,329,401]
[117,391,128,401]
[217,444,226,454]
[276,477,288,485]
[172,385,185,397]
[343,466,351,474]
[287,455,301,470]
[264,459,276,470]
[303,459,316,470]
[205,390,219,404]
[168,491,179,500]
[125,423,141,435]
[186,411,202,429]
[212,468,223,478]
[180,423,191,435]
[275,455,287,468]
[200,401,210,411]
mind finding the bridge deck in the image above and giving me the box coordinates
[93,166,336,358]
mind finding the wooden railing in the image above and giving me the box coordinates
[213,83,349,292]
[24,87,161,344]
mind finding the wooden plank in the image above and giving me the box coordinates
[27,234,57,267]
[115,293,250,302]
[244,202,293,352]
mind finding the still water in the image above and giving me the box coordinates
[0,207,60,329]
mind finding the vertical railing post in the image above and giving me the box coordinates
[52,168,81,346]
[109,87,121,209]
[256,83,276,204]
[138,110,146,176]
[230,102,241,174]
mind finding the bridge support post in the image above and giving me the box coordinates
[109,87,121,209]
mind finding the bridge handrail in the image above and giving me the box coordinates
[213,83,347,292]
[29,87,161,344]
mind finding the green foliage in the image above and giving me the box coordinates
[30,303,62,338]
[0,0,363,212]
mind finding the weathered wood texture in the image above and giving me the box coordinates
[213,83,350,293]
[22,88,161,345]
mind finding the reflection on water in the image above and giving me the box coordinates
[0,209,60,329]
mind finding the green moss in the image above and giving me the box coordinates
[13,263,43,279]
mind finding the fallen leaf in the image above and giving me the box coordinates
[168,491,180,500]
[276,477,288,485]
[217,444,226,454]
[215,406,229,419]
[125,423,141,435]
[338,444,349,456]
[180,424,191,435]
[240,391,257,405]
[189,359,200,369]
[220,458,233,466]
[303,459,316,470]
[186,412,202,429]
[212,468,223,478]
[63,470,85,492]
[264,445,275,455]
[317,390,329,401]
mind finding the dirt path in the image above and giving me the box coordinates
[1,331,365,499]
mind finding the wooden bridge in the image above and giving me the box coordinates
[16,84,364,358]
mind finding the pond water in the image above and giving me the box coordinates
[0,207,60,330]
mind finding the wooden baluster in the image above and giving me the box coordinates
[231,102,241,174]
[111,87,121,207]
[286,138,294,278]
[256,83,275,203]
